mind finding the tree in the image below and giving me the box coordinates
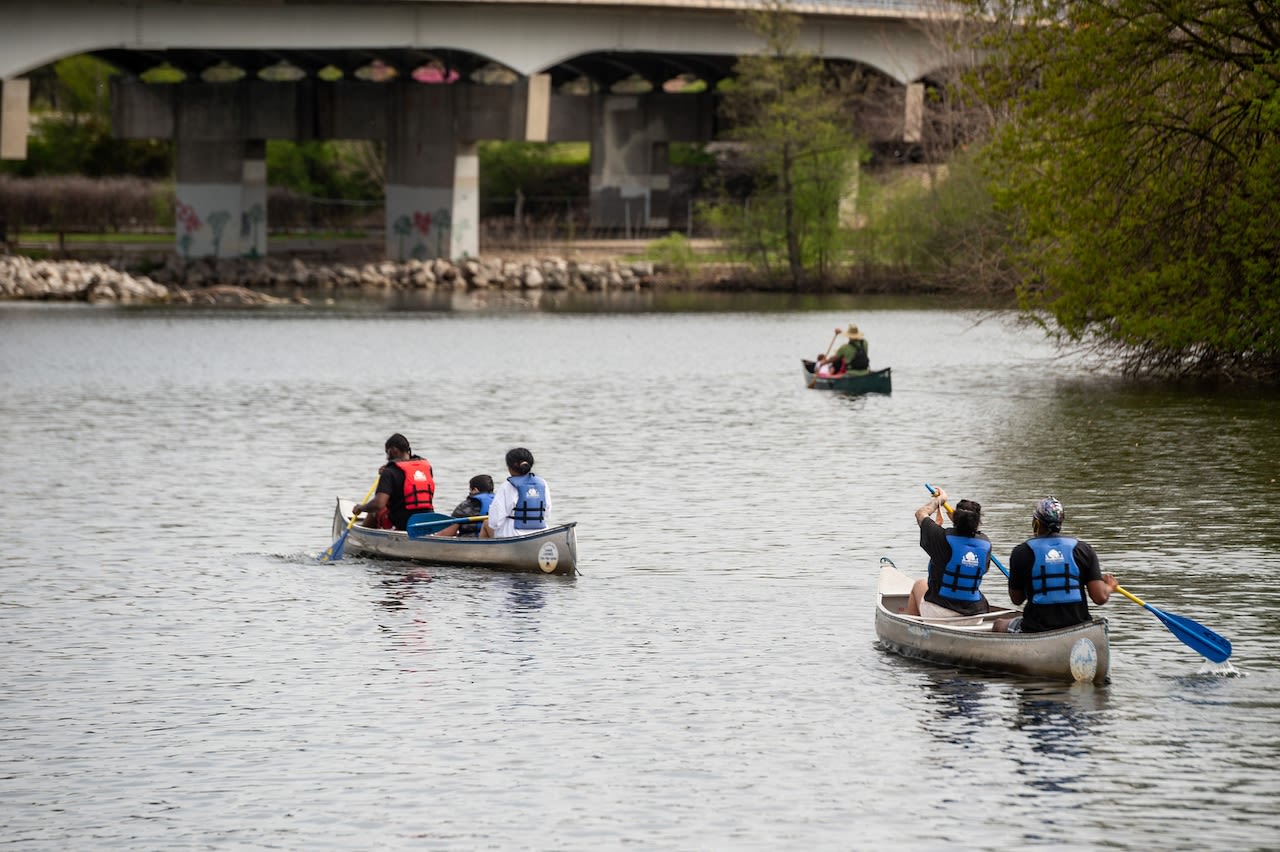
[709,1,866,289]
[2,55,173,179]
[961,0,1280,380]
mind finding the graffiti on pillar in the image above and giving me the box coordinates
[411,211,434,260]
[392,215,413,261]
[432,208,453,258]
[176,200,202,260]
[241,203,265,258]
[207,210,231,258]
[444,203,473,259]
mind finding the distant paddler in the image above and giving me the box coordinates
[815,323,870,377]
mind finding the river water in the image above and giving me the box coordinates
[2,294,1278,850]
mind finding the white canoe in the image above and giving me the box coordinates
[331,499,578,575]
[874,558,1110,684]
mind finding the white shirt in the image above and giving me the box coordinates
[486,478,553,538]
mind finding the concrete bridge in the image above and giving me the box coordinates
[0,0,962,260]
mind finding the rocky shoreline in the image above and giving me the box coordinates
[0,253,691,305]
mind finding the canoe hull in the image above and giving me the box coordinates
[802,360,892,394]
[331,499,578,575]
[875,561,1109,684]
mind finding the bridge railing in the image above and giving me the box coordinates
[450,0,956,17]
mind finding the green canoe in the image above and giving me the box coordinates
[802,359,892,394]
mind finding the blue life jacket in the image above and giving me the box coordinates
[457,492,494,536]
[938,534,990,603]
[508,473,548,530]
[1028,536,1084,605]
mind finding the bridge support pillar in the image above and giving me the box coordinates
[904,82,924,144]
[1,78,30,160]
[589,95,671,234]
[175,139,267,260]
[385,85,477,260]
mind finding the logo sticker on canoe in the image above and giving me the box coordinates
[1069,637,1098,682]
[538,542,559,573]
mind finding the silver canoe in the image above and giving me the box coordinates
[331,499,578,575]
[874,558,1110,684]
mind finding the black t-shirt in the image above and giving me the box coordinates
[919,517,992,616]
[1008,535,1102,632]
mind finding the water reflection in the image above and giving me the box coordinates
[502,574,549,616]
[374,564,435,611]
[1010,683,1110,792]
[916,673,996,752]
[346,289,952,315]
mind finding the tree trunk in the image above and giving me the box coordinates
[781,144,803,290]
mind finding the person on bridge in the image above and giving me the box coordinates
[816,323,870,376]
[994,497,1118,633]
[481,448,551,539]
[905,487,994,622]
[431,474,496,537]
[352,433,435,531]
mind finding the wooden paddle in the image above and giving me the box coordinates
[924,483,1233,662]
[821,328,840,359]
[406,513,489,539]
[808,329,841,388]
[318,478,379,563]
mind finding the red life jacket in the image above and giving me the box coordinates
[393,458,435,513]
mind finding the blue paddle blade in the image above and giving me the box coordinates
[1145,603,1233,662]
[318,528,349,563]
[406,512,454,539]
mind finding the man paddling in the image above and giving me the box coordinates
[994,497,1119,633]
[352,433,435,531]
[816,323,870,376]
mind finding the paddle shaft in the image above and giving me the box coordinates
[822,330,839,359]
[1113,585,1148,607]
[924,482,1008,577]
[318,478,379,562]
[923,483,1231,661]
[408,514,488,535]
[807,331,841,389]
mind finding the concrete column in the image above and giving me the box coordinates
[385,83,458,260]
[451,142,479,259]
[240,140,268,259]
[904,82,925,145]
[175,139,264,259]
[1,78,30,160]
[524,73,551,143]
[589,95,671,233]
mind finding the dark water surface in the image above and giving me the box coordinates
[2,297,1278,850]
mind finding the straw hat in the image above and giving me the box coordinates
[843,324,865,340]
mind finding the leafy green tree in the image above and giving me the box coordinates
[1,55,174,179]
[709,1,866,289]
[265,140,381,200]
[477,141,588,218]
[962,0,1280,380]
[49,55,114,119]
[851,148,1016,293]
